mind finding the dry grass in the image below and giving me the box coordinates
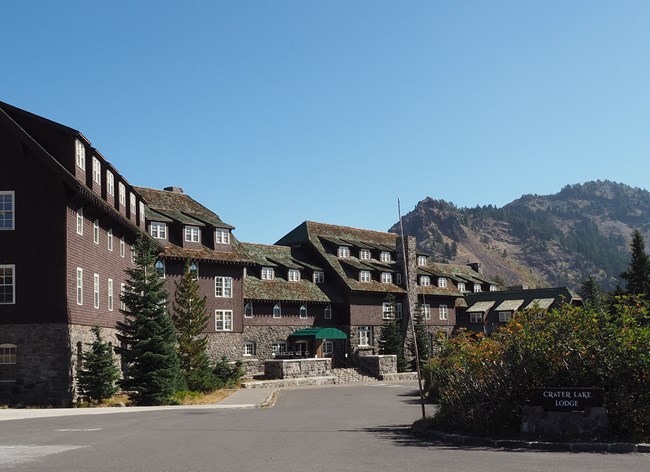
[175,389,236,405]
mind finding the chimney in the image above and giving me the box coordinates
[163,186,184,194]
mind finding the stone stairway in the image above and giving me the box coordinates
[332,367,378,384]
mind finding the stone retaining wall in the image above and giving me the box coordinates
[264,358,332,379]
[355,354,397,377]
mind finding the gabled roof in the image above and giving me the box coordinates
[465,287,583,315]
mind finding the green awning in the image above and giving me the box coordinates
[288,327,348,340]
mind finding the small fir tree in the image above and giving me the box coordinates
[620,229,650,298]
[171,259,217,392]
[76,326,120,404]
[378,295,408,372]
[409,306,430,372]
[579,276,607,310]
[115,234,181,405]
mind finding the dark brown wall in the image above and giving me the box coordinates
[242,301,331,327]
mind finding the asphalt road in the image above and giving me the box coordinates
[0,381,647,471]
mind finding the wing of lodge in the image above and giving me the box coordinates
[0,100,582,405]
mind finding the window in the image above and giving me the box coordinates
[107,228,113,251]
[313,271,325,284]
[439,304,448,321]
[243,342,256,357]
[499,311,513,322]
[396,273,402,285]
[438,277,447,288]
[129,193,136,217]
[396,303,403,319]
[261,267,275,280]
[76,207,84,235]
[358,326,370,347]
[420,276,430,287]
[244,302,253,318]
[0,265,15,304]
[0,344,17,381]
[184,225,200,242]
[299,304,308,319]
[0,191,15,230]
[107,278,114,311]
[92,157,101,184]
[272,341,287,355]
[215,276,233,297]
[215,228,230,244]
[189,262,198,280]
[106,171,114,196]
[215,310,233,331]
[150,222,167,239]
[474,283,482,293]
[337,246,350,258]
[155,260,165,278]
[381,272,392,284]
[470,312,483,323]
[422,304,431,320]
[457,282,466,292]
[118,183,126,206]
[324,305,332,319]
[120,237,125,258]
[93,219,100,244]
[131,247,136,263]
[490,285,498,292]
[288,269,301,282]
[273,304,281,318]
[93,273,100,309]
[120,283,126,311]
[323,341,333,356]
[75,139,86,170]
[139,202,145,224]
[382,302,395,320]
[76,268,83,305]
[417,255,427,266]
[359,270,371,282]
[380,251,391,263]
[359,249,371,260]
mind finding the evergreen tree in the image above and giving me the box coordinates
[408,306,430,372]
[378,295,408,372]
[579,276,607,310]
[620,229,650,297]
[76,326,120,404]
[171,259,217,392]
[115,234,181,405]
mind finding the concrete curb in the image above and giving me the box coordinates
[411,425,650,453]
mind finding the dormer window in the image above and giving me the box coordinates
[150,222,167,240]
[457,282,466,292]
[75,139,86,170]
[490,285,498,292]
[474,283,482,293]
[359,270,371,282]
[184,226,200,243]
[273,303,282,318]
[244,302,253,318]
[324,305,332,319]
[438,277,447,288]
[0,191,15,231]
[118,183,126,206]
[139,202,145,224]
[155,260,165,278]
[189,262,198,280]
[396,273,402,285]
[381,272,392,284]
[338,246,350,258]
[420,276,430,287]
[288,269,300,282]
[380,251,391,263]
[106,171,114,196]
[359,249,371,260]
[299,305,308,319]
[417,255,427,266]
[92,157,101,184]
[215,228,230,244]
[129,193,136,217]
[313,271,325,284]
[261,267,275,280]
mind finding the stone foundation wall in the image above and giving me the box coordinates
[355,354,397,377]
[520,406,609,438]
[264,358,332,379]
[0,323,72,406]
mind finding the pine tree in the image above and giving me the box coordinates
[378,295,408,372]
[171,259,217,392]
[76,326,120,404]
[579,276,607,310]
[408,306,430,371]
[620,229,650,297]
[115,234,181,405]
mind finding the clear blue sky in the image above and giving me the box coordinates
[3,1,650,243]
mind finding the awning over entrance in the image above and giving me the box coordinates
[288,327,348,340]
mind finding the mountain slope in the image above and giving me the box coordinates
[390,181,650,291]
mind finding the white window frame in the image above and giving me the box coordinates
[215,228,230,244]
[0,191,15,231]
[75,139,86,170]
[0,343,17,381]
[155,260,165,279]
[261,267,275,280]
[417,255,427,266]
[299,304,308,319]
[499,311,513,322]
[0,265,16,305]
[324,305,332,319]
[313,271,325,284]
[120,283,126,311]
[76,207,84,235]
[92,157,101,184]
[107,228,113,251]
[438,277,447,288]
[93,219,100,244]
[490,285,498,292]
[244,302,253,318]
[337,246,350,258]
[396,273,402,285]
[380,251,391,263]
[422,304,431,320]
[457,282,466,292]
[439,304,448,321]
[273,303,281,318]
[129,192,136,217]
[381,272,392,284]
[107,278,114,311]
[184,225,200,242]
[215,276,233,298]
[189,262,199,280]
[359,270,371,283]
[470,312,483,323]
[382,302,394,320]
[215,310,233,331]
[150,222,167,240]
[93,273,100,309]
[272,341,287,355]
[288,269,301,282]
[118,183,126,206]
[120,237,125,258]
[359,249,371,260]
[474,283,482,293]
[358,326,370,347]
[323,340,333,356]
[420,276,430,287]
[243,342,256,357]
[106,170,114,196]
[76,268,83,305]
[139,202,145,224]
